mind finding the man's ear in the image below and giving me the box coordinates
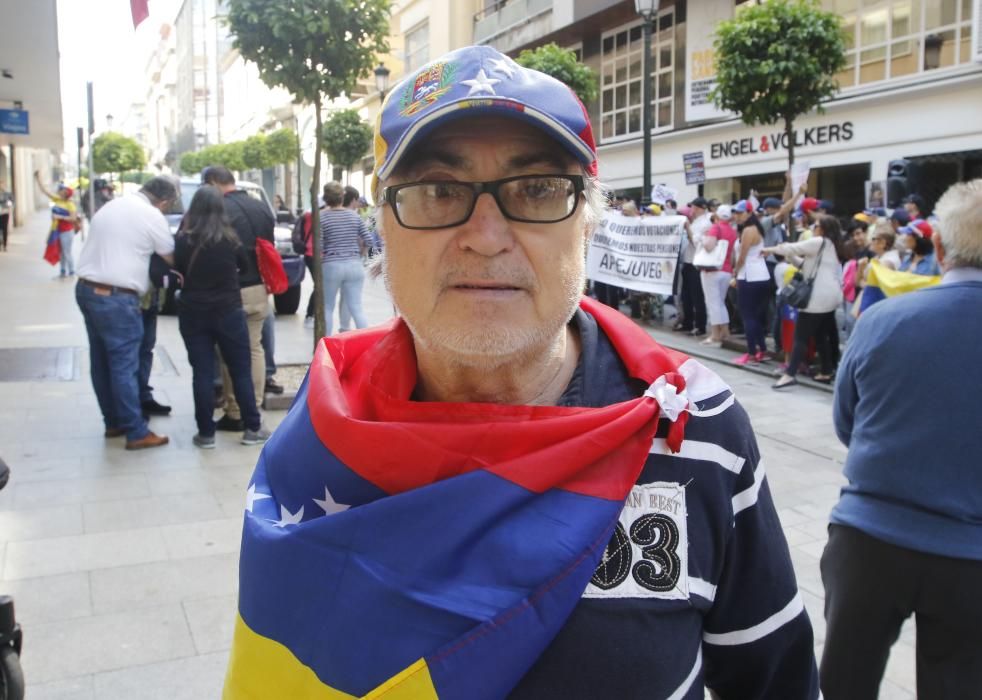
[934,232,946,268]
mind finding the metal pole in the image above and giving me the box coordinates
[295,114,303,212]
[77,127,85,239]
[641,15,652,208]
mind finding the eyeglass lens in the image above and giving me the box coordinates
[392,176,578,228]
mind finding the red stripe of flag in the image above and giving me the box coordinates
[131,0,149,28]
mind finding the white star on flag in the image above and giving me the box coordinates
[488,57,516,79]
[313,486,349,515]
[245,483,272,513]
[274,505,304,528]
[461,69,500,96]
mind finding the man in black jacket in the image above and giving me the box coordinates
[201,166,274,431]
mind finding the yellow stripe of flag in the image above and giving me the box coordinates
[867,259,940,296]
[223,615,440,700]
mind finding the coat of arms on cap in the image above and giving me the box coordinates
[399,61,458,117]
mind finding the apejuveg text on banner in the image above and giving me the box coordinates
[586,213,685,296]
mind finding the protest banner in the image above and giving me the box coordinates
[587,212,685,296]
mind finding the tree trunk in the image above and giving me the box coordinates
[784,117,795,170]
[310,96,327,345]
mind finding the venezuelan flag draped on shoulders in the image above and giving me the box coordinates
[223,298,690,700]
[859,259,941,313]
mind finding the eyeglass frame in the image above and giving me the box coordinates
[380,174,586,231]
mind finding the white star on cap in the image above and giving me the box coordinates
[273,504,304,528]
[313,486,349,515]
[461,69,500,96]
[245,483,271,513]
[488,57,516,79]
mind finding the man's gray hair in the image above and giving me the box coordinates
[140,177,178,204]
[934,179,982,270]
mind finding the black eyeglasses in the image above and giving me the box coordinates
[381,174,585,230]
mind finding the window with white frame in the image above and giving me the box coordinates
[599,9,675,142]
[825,0,976,88]
[405,21,430,73]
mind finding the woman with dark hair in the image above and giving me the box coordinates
[320,181,375,336]
[731,202,772,365]
[762,214,845,388]
[175,185,270,448]
[899,221,941,276]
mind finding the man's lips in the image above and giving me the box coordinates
[449,281,524,291]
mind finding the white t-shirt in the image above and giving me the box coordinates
[76,192,174,295]
[684,213,712,264]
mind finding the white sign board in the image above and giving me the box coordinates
[791,160,811,194]
[587,213,685,296]
[684,0,734,122]
[650,183,679,206]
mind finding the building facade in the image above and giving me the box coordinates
[474,0,982,215]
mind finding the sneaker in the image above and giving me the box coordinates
[753,351,769,364]
[193,433,216,449]
[732,353,752,366]
[304,316,314,329]
[264,377,284,395]
[125,431,169,451]
[691,328,707,337]
[241,425,272,445]
[141,398,172,416]
[216,414,244,432]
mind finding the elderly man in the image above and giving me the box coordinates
[224,46,817,699]
[75,177,177,450]
[821,179,982,698]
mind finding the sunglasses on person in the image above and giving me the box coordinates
[381,174,584,230]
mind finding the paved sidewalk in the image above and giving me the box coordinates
[0,212,913,698]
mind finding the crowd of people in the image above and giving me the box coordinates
[599,179,945,390]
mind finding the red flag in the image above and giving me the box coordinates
[130,0,149,28]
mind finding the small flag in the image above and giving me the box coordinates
[859,259,940,314]
[131,0,149,29]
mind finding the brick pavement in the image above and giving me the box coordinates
[0,211,914,698]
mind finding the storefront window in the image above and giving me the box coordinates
[828,0,975,88]
[600,9,675,142]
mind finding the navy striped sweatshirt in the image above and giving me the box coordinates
[510,309,819,699]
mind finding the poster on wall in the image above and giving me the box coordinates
[684,0,734,122]
[586,212,685,296]
[865,180,887,210]
[683,152,706,184]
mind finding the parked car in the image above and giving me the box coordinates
[162,177,305,315]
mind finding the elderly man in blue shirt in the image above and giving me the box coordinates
[822,179,982,698]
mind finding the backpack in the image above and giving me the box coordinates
[256,237,288,294]
[291,212,311,255]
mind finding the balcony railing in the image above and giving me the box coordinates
[473,0,553,48]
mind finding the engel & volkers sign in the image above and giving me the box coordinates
[709,121,854,160]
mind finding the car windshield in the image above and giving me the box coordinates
[165,181,270,216]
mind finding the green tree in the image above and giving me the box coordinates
[180,151,202,174]
[711,0,845,168]
[243,134,275,170]
[265,128,299,165]
[515,43,598,104]
[196,142,247,173]
[91,132,146,179]
[226,0,391,342]
[321,109,373,182]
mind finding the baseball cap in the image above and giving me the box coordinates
[647,203,662,215]
[717,204,733,220]
[853,212,873,224]
[901,220,933,238]
[818,199,834,213]
[762,197,782,210]
[733,200,752,213]
[688,196,709,208]
[374,45,597,188]
[800,197,820,213]
[59,185,74,198]
[890,209,911,225]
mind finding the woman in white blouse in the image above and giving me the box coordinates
[762,215,845,388]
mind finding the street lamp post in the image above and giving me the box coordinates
[374,63,391,102]
[634,0,659,207]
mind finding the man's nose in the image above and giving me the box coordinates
[456,192,515,256]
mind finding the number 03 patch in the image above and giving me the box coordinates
[584,482,689,600]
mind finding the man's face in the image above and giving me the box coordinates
[379,117,589,368]
[691,205,706,219]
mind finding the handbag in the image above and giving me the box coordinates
[777,240,826,310]
[693,237,729,270]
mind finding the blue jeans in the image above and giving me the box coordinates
[59,231,75,275]
[736,279,771,356]
[75,282,148,441]
[139,295,158,403]
[322,258,367,336]
[179,305,261,436]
